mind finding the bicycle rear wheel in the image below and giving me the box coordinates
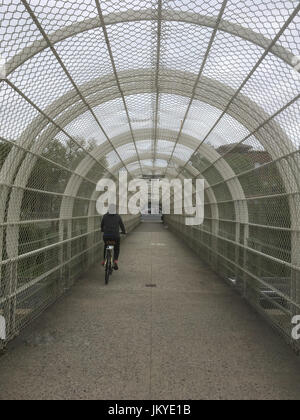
[105,250,111,285]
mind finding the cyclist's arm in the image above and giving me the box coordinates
[101,216,105,232]
[119,216,126,234]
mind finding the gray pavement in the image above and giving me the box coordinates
[0,221,300,400]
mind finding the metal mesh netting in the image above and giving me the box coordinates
[0,0,300,350]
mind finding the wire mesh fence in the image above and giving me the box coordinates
[166,214,300,353]
[0,213,140,347]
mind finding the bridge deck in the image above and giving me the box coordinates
[0,222,300,400]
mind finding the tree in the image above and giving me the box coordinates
[0,141,12,169]
[21,136,108,235]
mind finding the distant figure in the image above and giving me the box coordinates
[101,204,126,270]
[161,214,165,224]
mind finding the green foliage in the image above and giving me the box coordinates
[21,137,107,219]
[0,141,13,169]
[4,137,108,280]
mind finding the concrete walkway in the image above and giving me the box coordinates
[0,222,300,400]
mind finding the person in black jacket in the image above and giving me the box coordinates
[101,205,126,270]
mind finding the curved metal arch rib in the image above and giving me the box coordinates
[85,153,220,222]
[2,68,296,255]
[3,69,295,212]
[12,69,296,159]
[2,69,295,194]
[5,10,296,77]
[1,70,263,238]
[60,135,246,230]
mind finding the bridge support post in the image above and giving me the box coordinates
[3,260,18,342]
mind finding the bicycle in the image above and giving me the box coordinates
[104,239,116,285]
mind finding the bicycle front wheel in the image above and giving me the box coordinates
[105,250,111,285]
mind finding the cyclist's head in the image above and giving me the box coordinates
[108,203,117,214]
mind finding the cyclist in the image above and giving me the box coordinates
[101,204,126,270]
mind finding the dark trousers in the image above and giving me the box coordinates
[103,237,121,261]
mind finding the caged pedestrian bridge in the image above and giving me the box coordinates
[0,0,300,400]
